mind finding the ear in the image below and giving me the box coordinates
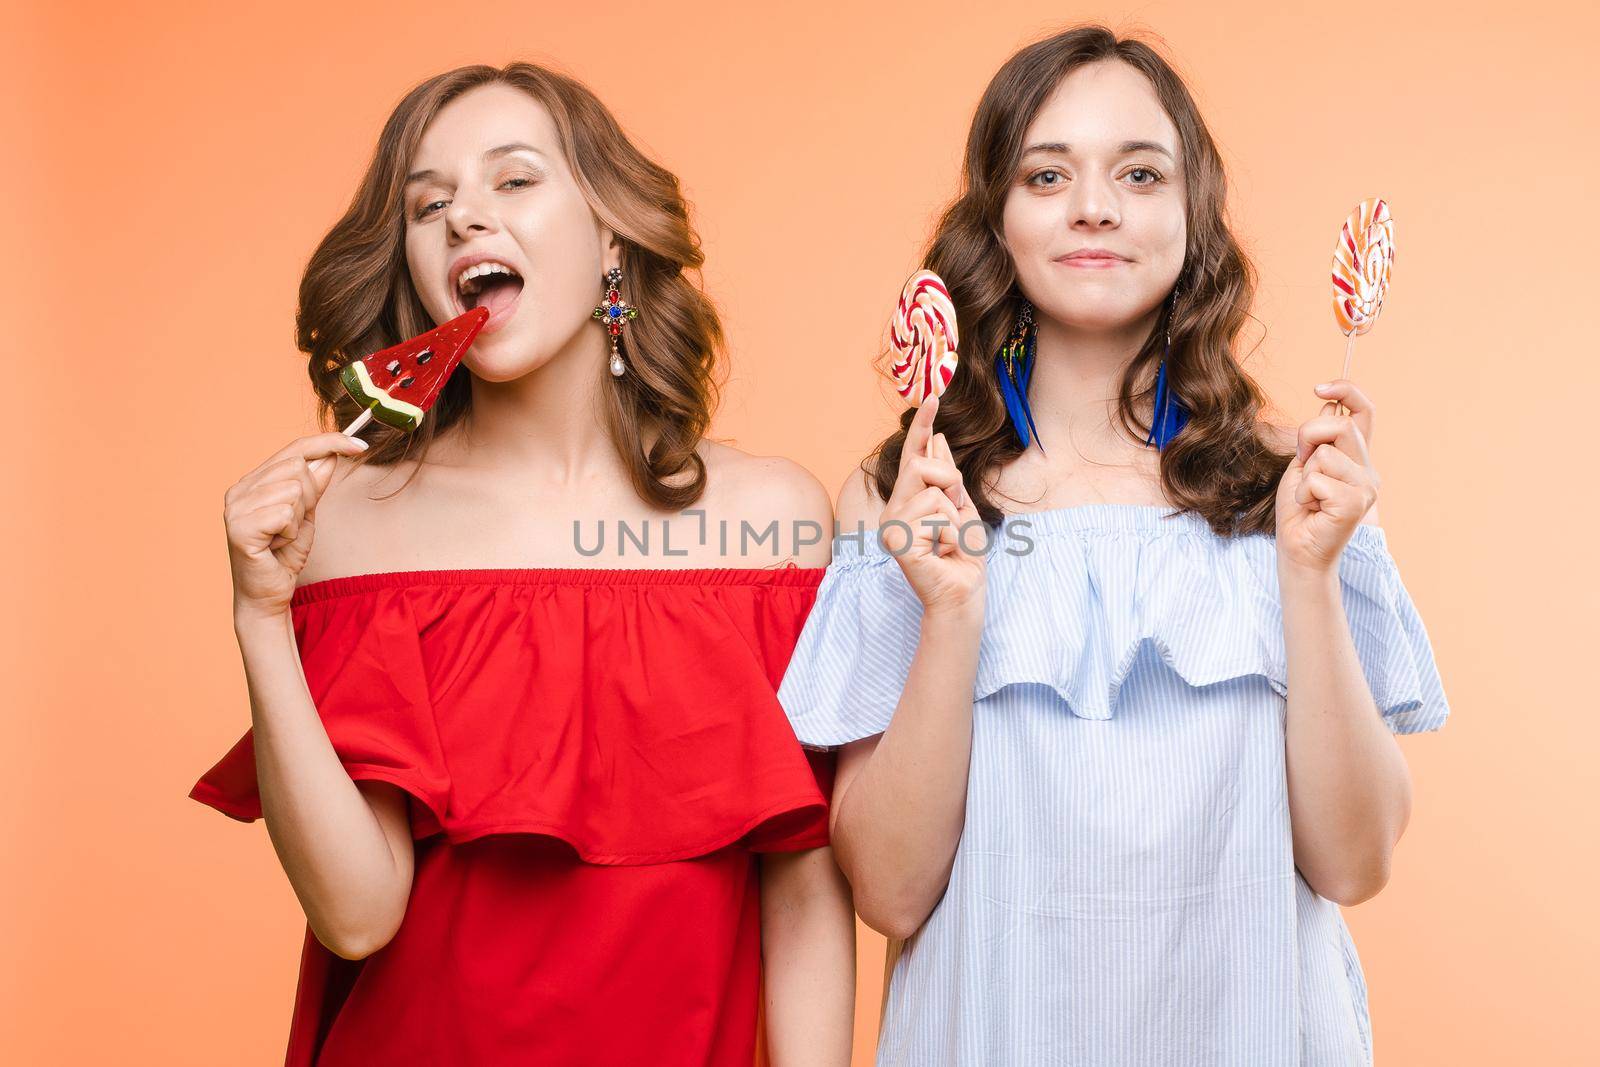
[599,224,622,275]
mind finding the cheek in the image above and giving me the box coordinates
[1001,197,1052,275]
[1134,202,1187,263]
[403,232,448,313]
[517,198,606,306]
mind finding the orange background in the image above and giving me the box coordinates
[7,1,1597,1063]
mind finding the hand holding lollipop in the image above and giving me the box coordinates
[885,269,959,458]
[1329,197,1394,415]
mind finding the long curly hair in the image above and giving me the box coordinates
[296,61,722,509]
[867,26,1291,536]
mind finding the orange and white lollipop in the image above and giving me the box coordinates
[1332,197,1394,337]
[1329,198,1395,413]
[887,269,959,406]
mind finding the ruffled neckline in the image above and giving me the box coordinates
[292,564,828,606]
[776,501,1447,739]
[195,563,833,863]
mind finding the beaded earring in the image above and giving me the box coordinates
[1145,286,1190,449]
[995,299,1044,452]
[593,266,638,378]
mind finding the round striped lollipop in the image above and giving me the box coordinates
[1331,197,1395,337]
[887,269,959,405]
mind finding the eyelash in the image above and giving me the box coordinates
[413,176,537,220]
[1026,166,1164,189]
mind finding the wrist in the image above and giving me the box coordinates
[922,593,986,630]
[233,602,293,642]
[1277,560,1340,598]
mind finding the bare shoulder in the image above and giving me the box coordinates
[297,456,415,586]
[835,463,888,532]
[698,440,834,566]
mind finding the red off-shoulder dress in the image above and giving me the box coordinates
[189,565,834,1066]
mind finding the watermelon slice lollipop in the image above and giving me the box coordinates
[338,306,488,433]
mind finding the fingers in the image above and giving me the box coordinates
[1292,467,1374,522]
[889,432,964,512]
[900,485,964,557]
[899,395,939,477]
[1294,469,1339,510]
[1312,380,1375,446]
[232,433,365,505]
[1302,441,1355,480]
[1294,410,1370,468]
[267,463,318,551]
[1299,440,1380,513]
[246,432,370,482]
[227,486,303,556]
[228,465,308,554]
[930,432,969,509]
[882,481,990,560]
[226,432,365,556]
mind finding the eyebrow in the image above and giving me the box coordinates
[405,143,547,185]
[1022,140,1176,162]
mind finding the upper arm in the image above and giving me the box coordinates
[829,735,881,838]
[356,780,416,890]
[825,464,892,837]
[835,464,888,534]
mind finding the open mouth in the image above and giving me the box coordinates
[455,262,525,328]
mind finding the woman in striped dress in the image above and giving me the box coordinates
[777,26,1449,1066]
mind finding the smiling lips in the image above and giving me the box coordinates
[448,253,526,333]
[1057,249,1129,269]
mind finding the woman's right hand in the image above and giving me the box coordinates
[879,395,987,618]
[224,433,369,621]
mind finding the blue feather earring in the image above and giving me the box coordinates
[1145,286,1190,449]
[995,299,1045,452]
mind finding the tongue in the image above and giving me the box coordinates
[474,276,523,317]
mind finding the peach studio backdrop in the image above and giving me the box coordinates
[7,1,1597,1063]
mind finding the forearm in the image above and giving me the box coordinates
[761,849,856,1066]
[832,603,983,938]
[1280,567,1413,906]
[236,609,411,955]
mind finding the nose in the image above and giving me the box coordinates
[445,184,499,241]
[1066,173,1120,230]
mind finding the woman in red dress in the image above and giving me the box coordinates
[191,63,855,1066]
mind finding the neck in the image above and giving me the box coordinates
[1024,308,1161,448]
[445,325,640,484]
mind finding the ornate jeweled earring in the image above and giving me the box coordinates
[1145,286,1191,449]
[995,298,1045,452]
[593,266,638,378]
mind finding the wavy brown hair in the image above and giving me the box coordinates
[867,25,1291,536]
[297,62,722,509]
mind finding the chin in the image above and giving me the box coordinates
[463,348,554,383]
[1035,302,1135,333]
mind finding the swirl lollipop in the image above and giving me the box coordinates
[886,269,959,457]
[1330,197,1395,412]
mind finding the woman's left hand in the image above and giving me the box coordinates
[1275,379,1381,576]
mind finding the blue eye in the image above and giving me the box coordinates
[1028,168,1066,187]
[1126,167,1162,186]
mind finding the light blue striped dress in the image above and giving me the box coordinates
[777,503,1450,1066]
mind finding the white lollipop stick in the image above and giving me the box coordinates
[307,408,374,480]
